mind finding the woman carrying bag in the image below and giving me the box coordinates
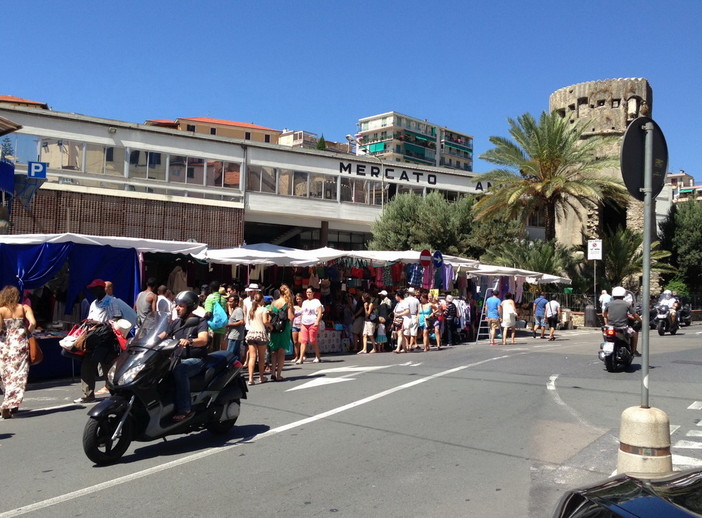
[0,286,37,419]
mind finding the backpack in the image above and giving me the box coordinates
[269,305,289,333]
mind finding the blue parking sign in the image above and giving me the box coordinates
[27,161,47,179]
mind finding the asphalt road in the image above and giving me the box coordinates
[1,324,701,517]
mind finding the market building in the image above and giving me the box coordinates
[0,99,500,250]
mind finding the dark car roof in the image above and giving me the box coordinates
[554,470,702,517]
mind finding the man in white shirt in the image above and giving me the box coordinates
[75,279,123,404]
[544,295,561,341]
[598,290,611,312]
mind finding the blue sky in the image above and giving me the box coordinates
[5,1,702,180]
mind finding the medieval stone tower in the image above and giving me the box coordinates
[548,78,653,246]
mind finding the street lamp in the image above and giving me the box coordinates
[346,134,385,210]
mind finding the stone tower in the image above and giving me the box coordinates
[548,78,653,246]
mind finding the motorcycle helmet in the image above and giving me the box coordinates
[174,290,199,312]
[612,286,626,298]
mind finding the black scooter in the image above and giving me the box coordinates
[598,325,633,372]
[82,312,248,465]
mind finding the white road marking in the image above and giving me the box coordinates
[688,401,702,410]
[0,355,509,518]
[672,454,702,468]
[669,425,681,435]
[687,430,702,437]
[546,374,605,433]
[673,440,702,449]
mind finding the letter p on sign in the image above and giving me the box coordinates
[28,162,47,179]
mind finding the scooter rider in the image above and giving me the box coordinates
[161,290,209,422]
[603,286,641,357]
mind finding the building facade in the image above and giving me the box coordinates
[0,102,499,250]
[355,111,473,172]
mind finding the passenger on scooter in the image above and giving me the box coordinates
[660,290,678,325]
[161,290,209,422]
[603,286,641,357]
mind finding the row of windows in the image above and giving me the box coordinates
[4,132,473,203]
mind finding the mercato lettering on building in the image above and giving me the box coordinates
[338,161,492,192]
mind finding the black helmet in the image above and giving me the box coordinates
[174,290,199,313]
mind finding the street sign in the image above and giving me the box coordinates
[587,239,602,260]
[27,161,47,179]
[620,117,668,201]
[419,249,431,267]
[432,250,443,268]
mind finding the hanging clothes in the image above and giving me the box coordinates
[442,264,454,291]
[406,263,423,287]
[422,264,434,290]
[168,265,188,293]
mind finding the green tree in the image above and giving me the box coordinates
[480,238,575,278]
[1,137,13,159]
[660,199,702,290]
[316,135,327,150]
[601,227,674,288]
[369,192,524,257]
[474,111,628,240]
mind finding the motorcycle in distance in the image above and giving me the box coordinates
[654,298,679,336]
[599,325,634,372]
[679,303,693,327]
[82,312,248,465]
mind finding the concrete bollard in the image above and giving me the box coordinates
[617,406,673,477]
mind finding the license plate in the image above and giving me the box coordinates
[602,342,614,354]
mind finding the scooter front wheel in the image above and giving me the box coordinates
[83,413,133,465]
[657,321,666,336]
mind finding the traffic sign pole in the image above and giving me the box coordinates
[641,122,654,409]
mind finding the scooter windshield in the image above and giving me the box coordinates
[132,312,172,348]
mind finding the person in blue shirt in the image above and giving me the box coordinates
[485,291,502,345]
[532,292,549,339]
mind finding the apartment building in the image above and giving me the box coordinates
[355,111,473,172]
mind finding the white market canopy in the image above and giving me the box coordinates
[0,232,208,255]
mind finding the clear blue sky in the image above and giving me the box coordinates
[5,1,702,180]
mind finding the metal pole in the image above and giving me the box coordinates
[640,122,654,408]
[594,260,597,309]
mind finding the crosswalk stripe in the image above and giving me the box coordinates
[687,430,702,437]
[672,454,702,468]
[674,440,702,449]
[688,401,702,410]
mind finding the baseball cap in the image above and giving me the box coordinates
[407,287,416,294]
[379,290,388,296]
[245,283,260,291]
[86,279,106,289]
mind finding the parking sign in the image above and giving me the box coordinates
[27,162,47,179]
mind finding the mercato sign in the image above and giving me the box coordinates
[339,161,492,192]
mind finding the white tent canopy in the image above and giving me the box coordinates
[0,232,208,255]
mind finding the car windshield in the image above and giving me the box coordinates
[132,312,172,349]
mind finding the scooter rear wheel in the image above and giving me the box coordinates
[604,354,616,372]
[83,413,133,465]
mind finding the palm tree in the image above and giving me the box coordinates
[480,239,575,278]
[473,111,629,241]
[602,227,675,287]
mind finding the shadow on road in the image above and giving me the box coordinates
[111,423,271,466]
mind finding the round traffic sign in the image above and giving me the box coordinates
[620,116,668,202]
[432,250,443,268]
[419,249,432,267]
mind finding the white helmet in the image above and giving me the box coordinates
[663,289,672,298]
[612,286,626,297]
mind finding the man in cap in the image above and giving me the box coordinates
[74,279,123,404]
[404,287,420,350]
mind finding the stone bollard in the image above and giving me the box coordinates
[617,406,673,478]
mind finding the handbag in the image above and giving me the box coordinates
[28,336,43,366]
[59,322,90,354]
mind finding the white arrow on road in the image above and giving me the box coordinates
[286,365,393,392]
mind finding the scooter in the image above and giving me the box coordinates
[655,303,679,336]
[679,303,692,327]
[598,325,633,372]
[82,312,248,465]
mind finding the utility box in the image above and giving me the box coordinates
[584,304,598,327]
[560,308,573,330]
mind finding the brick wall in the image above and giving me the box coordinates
[10,191,244,249]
